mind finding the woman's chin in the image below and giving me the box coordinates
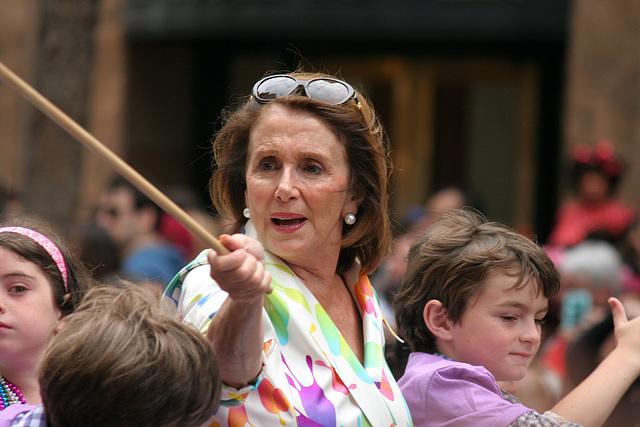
[265,239,309,260]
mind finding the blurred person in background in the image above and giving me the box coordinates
[96,177,186,289]
[422,185,484,228]
[547,140,636,249]
[65,222,120,283]
[618,218,640,295]
[0,181,23,220]
[160,184,227,261]
[372,228,416,380]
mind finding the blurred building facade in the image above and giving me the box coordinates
[0,0,638,243]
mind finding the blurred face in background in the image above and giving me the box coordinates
[96,188,140,250]
[577,171,610,204]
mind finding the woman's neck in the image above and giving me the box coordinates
[286,256,365,364]
[289,263,341,299]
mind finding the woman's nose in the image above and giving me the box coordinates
[275,168,300,201]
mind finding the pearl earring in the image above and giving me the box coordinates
[243,208,251,218]
[344,213,356,225]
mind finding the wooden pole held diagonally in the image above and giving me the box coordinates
[0,60,228,254]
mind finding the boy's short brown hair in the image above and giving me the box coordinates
[39,283,221,427]
[394,209,560,354]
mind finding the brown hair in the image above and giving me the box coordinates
[40,283,220,427]
[209,72,392,274]
[394,209,560,353]
[0,216,94,315]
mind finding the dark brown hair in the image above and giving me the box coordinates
[394,209,560,353]
[209,72,392,274]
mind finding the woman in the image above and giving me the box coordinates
[165,72,412,426]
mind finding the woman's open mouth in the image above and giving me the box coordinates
[270,215,307,233]
[272,218,306,226]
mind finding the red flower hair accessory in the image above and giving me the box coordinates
[571,139,623,179]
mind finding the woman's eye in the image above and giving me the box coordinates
[303,163,322,174]
[535,317,547,325]
[501,315,517,322]
[258,159,277,171]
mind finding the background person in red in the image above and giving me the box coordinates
[548,140,636,249]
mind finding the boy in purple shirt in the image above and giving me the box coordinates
[394,209,640,426]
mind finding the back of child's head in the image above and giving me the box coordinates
[394,209,560,354]
[39,283,221,427]
[0,215,94,314]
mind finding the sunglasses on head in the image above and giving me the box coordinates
[251,74,368,123]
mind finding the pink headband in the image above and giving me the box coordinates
[0,226,69,292]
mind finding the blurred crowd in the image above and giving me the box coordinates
[0,175,226,298]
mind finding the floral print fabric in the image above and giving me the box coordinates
[164,221,412,427]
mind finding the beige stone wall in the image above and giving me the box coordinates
[563,0,640,208]
[76,0,127,220]
[0,0,127,221]
[0,0,39,197]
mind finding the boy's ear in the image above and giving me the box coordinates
[423,300,454,341]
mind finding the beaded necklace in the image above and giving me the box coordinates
[0,375,27,410]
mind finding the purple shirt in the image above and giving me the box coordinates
[398,352,530,427]
[0,404,45,427]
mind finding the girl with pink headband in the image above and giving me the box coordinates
[0,217,94,410]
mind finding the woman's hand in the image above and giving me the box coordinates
[207,234,273,303]
[206,234,271,387]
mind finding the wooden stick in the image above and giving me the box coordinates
[0,60,228,254]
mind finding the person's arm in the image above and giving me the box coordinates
[550,297,640,426]
[205,234,272,388]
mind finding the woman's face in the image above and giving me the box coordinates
[245,105,359,266]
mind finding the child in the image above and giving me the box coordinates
[394,209,640,426]
[0,217,94,408]
[0,282,221,426]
